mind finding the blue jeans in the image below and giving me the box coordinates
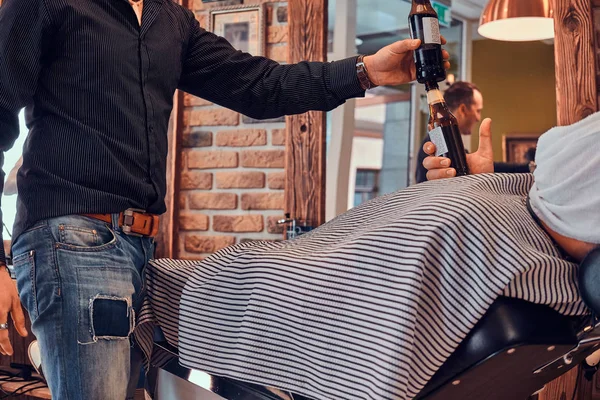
[11,214,154,400]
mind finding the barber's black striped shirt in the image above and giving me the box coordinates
[0,0,364,262]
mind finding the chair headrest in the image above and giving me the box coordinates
[578,247,600,315]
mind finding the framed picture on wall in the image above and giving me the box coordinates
[209,4,266,56]
[502,134,540,163]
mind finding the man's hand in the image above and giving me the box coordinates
[422,118,495,181]
[0,267,28,356]
[363,38,450,87]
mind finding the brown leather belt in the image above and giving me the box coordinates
[83,208,159,238]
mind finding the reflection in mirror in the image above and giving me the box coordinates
[471,39,556,166]
[326,0,463,216]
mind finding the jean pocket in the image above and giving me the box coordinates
[12,250,39,322]
[56,221,117,252]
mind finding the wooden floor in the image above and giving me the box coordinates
[0,366,50,400]
[0,371,147,400]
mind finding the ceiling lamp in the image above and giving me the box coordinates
[478,0,554,42]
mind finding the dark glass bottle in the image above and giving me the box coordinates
[425,81,469,176]
[409,0,446,84]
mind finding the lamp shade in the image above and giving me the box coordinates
[478,0,554,42]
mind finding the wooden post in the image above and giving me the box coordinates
[537,1,599,399]
[553,0,598,126]
[154,0,187,259]
[594,0,600,105]
[154,91,183,259]
[285,0,328,229]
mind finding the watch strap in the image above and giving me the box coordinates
[356,55,376,90]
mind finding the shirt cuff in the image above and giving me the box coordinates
[0,241,7,268]
[327,56,366,101]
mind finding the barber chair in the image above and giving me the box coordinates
[147,248,600,400]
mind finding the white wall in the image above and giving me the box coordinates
[355,104,386,124]
[347,136,383,210]
[2,110,26,238]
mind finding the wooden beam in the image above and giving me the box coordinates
[594,0,600,106]
[154,91,183,259]
[537,1,599,399]
[154,0,187,259]
[553,0,598,125]
[285,0,327,229]
[537,368,580,400]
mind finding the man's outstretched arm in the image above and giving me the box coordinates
[178,14,449,120]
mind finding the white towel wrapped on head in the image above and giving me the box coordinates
[529,111,600,244]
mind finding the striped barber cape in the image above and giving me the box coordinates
[137,173,587,400]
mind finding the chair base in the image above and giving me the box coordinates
[415,297,600,399]
[148,342,312,400]
[418,344,578,400]
[148,298,595,400]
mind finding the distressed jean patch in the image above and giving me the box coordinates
[73,264,137,345]
[89,295,135,341]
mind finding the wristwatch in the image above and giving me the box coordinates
[356,55,377,91]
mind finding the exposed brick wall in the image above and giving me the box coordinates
[179,0,288,259]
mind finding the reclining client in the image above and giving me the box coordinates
[143,112,599,400]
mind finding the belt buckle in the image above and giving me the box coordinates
[122,208,146,237]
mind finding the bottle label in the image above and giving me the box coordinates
[429,126,448,156]
[422,17,441,45]
[427,89,444,105]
